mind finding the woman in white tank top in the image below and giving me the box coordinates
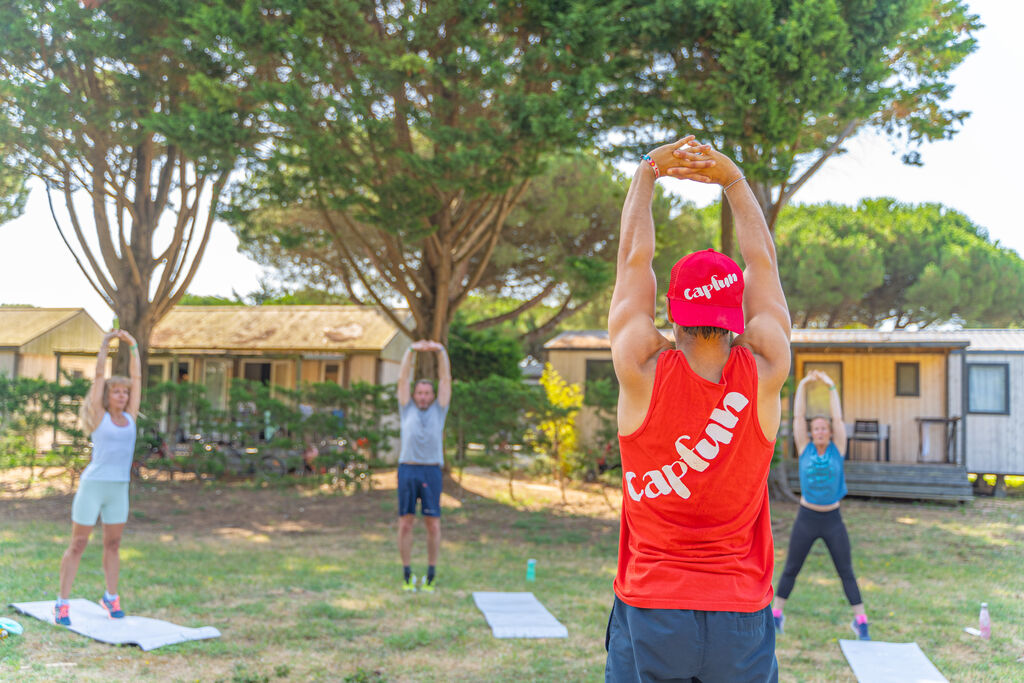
[54,329,141,627]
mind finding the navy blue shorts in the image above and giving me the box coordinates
[605,596,777,683]
[397,464,443,517]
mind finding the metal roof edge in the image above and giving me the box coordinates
[792,341,971,350]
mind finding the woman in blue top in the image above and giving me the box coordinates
[772,370,871,641]
[55,329,141,627]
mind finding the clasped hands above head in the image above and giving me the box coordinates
[802,370,835,386]
[411,339,443,352]
[644,135,743,187]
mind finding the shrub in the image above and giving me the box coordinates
[526,364,583,503]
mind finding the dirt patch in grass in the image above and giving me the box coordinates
[0,467,620,537]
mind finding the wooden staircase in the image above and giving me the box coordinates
[786,461,973,503]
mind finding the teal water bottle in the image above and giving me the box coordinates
[526,558,536,582]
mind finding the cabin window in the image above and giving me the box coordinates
[585,359,618,400]
[324,363,340,384]
[176,361,192,383]
[243,362,272,385]
[967,364,1009,415]
[203,360,228,411]
[895,362,920,397]
[147,363,165,389]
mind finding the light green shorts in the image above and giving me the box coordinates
[71,479,130,526]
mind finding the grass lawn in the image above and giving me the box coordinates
[1,467,1022,682]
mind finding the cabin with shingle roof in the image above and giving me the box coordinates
[147,305,413,409]
[0,307,106,381]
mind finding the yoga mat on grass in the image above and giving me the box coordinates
[840,640,948,683]
[472,592,568,639]
[11,599,220,651]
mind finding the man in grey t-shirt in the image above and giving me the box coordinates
[396,340,452,592]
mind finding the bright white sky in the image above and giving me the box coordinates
[1,0,1020,329]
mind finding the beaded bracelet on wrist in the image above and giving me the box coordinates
[641,154,660,179]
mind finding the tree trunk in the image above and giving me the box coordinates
[506,442,515,501]
[720,192,735,259]
[111,303,154,388]
[745,179,780,234]
[769,456,799,502]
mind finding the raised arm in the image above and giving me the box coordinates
[432,343,452,408]
[117,330,142,418]
[817,371,847,454]
[792,374,812,453]
[727,173,791,393]
[85,331,116,429]
[609,137,715,425]
[397,345,416,408]
[671,145,791,437]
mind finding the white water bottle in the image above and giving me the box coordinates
[979,602,991,640]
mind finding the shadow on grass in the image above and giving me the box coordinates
[0,468,620,552]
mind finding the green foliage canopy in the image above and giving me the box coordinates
[447,314,523,383]
[211,0,645,344]
[603,0,981,248]
[0,0,261,379]
[0,142,28,225]
[446,375,541,474]
[776,199,1024,328]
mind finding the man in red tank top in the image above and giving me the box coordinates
[605,137,791,682]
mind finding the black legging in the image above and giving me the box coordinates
[776,505,862,605]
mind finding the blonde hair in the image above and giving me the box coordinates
[808,415,833,434]
[79,375,132,434]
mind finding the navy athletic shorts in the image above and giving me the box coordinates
[605,595,778,682]
[397,463,443,517]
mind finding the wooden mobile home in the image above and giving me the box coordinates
[948,330,1024,477]
[790,329,970,466]
[148,305,412,409]
[0,307,106,381]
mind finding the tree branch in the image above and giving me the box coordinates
[319,207,417,339]
[44,181,115,307]
[468,280,559,330]
[771,118,861,227]
[520,290,581,343]
[163,173,227,314]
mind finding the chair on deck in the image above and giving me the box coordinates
[846,419,889,462]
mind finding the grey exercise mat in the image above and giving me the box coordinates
[840,639,948,683]
[472,591,568,638]
[11,599,220,651]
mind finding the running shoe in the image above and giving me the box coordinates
[773,612,785,634]
[420,576,436,593]
[402,574,417,592]
[850,619,871,641]
[101,594,125,618]
[54,603,71,626]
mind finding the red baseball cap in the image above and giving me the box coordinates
[666,249,745,334]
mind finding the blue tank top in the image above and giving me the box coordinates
[80,412,137,482]
[798,441,847,506]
